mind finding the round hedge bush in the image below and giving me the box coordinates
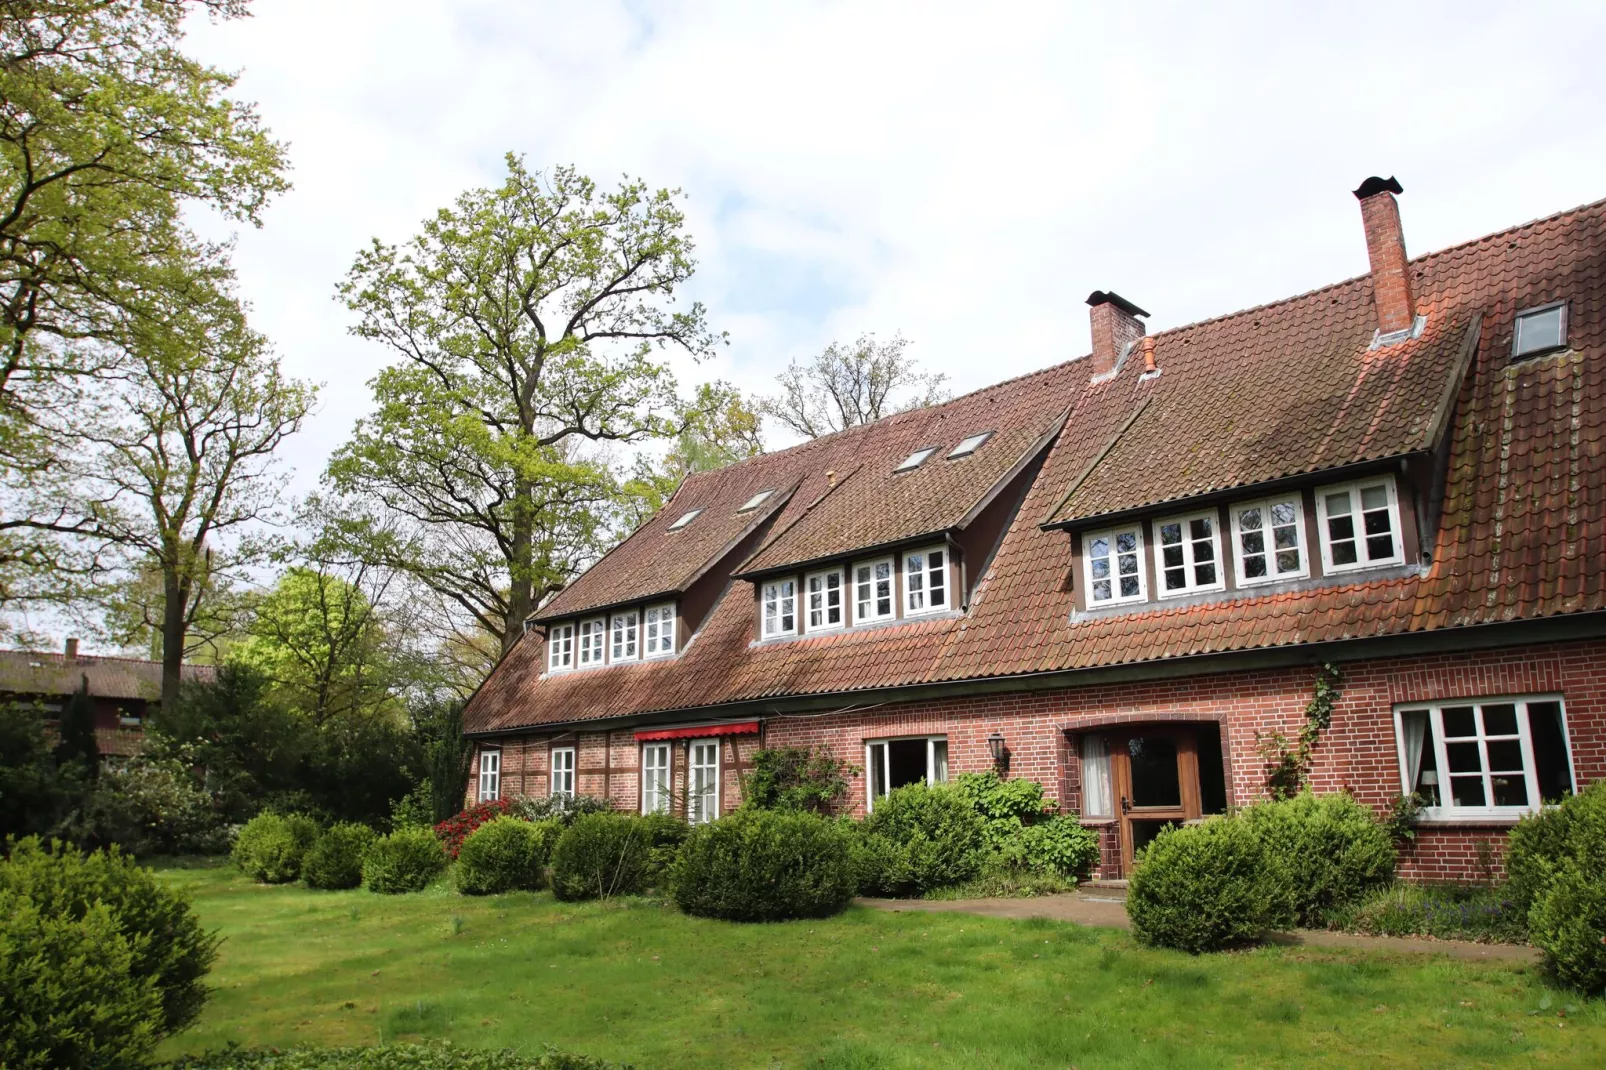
[455,817,558,895]
[856,783,987,896]
[1013,813,1101,878]
[550,812,684,901]
[671,808,856,921]
[301,823,378,891]
[362,826,448,894]
[1239,792,1394,925]
[1126,818,1280,953]
[231,812,320,884]
[1529,859,1606,994]
[1507,780,1606,913]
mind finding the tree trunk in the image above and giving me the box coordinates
[160,569,188,712]
[502,478,535,655]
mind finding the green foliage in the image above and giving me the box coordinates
[64,746,228,857]
[232,813,320,884]
[0,702,87,840]
[1008,814,1101,878]
[166,1042,632,1068]
[1127,819,1281,953]
[455,817,556,896]
[1529,860,1606,994]
[363,827,448,894]
[856,783,987,897]
[671,809,855,921]
[1382,791,1426,844]
[0,837,218,1036]
[920,866,1079,900]
[0,889,162,1070]
[416,701,475,825]
[508,793,613,826]
[302,824,379,891]
[1239,792,1395,926]
[1256,663,1341,798]
[619,382,765,528]
[1506,779,1606,913]
[550,813,678,901]
[390,782,436,830]
[54,683,100,781]
[742,747,853,814]
[951,770,1053,852]
[1329,882,1528,944]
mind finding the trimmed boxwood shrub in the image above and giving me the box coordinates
[456,817,559,895]
[550,812,661,901]
[1240,792,1394,925]
[364,826,448,894]
[0,837,218,1041]
[1529,859,1606,994]
[1127,818,1282,953]
[302,823,378,891]
[671,808,856,921]
[232,812,320,884]
[856,783,987,897]
[1011,813,1101,878]
[1507,780,1606,913]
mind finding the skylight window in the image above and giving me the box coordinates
[947,432,993,459]
[895,447,937,473]
[667,508,703,531]
[1513,301,1567,358]
[737,490,774,513]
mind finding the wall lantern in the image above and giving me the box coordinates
[987,732,1009,773]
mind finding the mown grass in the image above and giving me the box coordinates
[154,861,1604,1069]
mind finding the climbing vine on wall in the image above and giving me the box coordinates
[1256,663,1342,799]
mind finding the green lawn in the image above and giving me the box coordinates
[154,861,1604,1069]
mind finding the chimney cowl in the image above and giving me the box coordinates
[1353,175,1404,200]
[1086,291,1151,319]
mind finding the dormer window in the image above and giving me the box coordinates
[643,603,675,658]
[853,557,895,623]
[610,609,640,661]
[668,508,703,530]
[1084,525,1145,606]
[1317,475,1404,573]
[577,617,606,666]
[761,578,797,638]
[737,490,774,513]
[947,432,993,459]
[1155,510,1224,597]
[904,546,948,615]
[895,447,937,473]
[1231,496,1308,584]
[1513,301,1567,358]
[547,622,574,671]
[805,568,844,631]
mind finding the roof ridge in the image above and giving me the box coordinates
[0,649,169,667]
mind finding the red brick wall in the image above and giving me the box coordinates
[470,636,1605,883]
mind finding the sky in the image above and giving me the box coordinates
[182,0,1606,495]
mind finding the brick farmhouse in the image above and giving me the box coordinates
[462,178,1604,882]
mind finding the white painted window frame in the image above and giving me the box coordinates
[864,735,950,812]
[853,556,897,624]
[640,742,670,814]
[1153,509,1226,598]
[804,567,845,633]
[688,739,720,825]
[902,545,950,616]
[760,577,798,639]
[577,616,606,666]
[610,609,640,662]
[1082,524,1147,606]
[1316,475,1405,574]
[1229,494,1310,586]
[547,622,575,671]
[1392,696,1575,822]
[550,746,576,799]
[477,748,501,802]
[643,602,676,659]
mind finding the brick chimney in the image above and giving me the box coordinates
[64,637,78,659]
[1086,291,1149,379]
[1353,176,1416,335]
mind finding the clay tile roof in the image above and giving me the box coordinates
[0,650,213,701]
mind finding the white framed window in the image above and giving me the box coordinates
[1394,697,1575,820]
[688,739,720,824]
[1231,496,1308,585]
[550,746,576,799]
[643,603,676,658]
[610,609,640,661]
[641,743,670,814]
[1083,525,1146,605]
[547,622,574,671]
[1154,510,1224,597]
[667,508,703,530]
[1317,475,1404,573]
[760,577,797,638]
[903,546,949,615]
[477,749,501,802]
[738,490,774,512]
[805,568,845,632]
[947,431,993,459]
[1513,301,1567,358]
[853,557,896,623]
[1080,735,1112,819]
[865,736,949,811]
[895,447,937,472]
[577,617,606,666]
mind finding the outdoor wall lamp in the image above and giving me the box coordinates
[987,732,1009,774]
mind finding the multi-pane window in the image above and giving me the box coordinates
[1155,511,1223,596]
[477,749,501,802]
[805,569,844,631]
[865,736,949,811]
[854,558,896,622]
[610,610,640,661]
[550,747,576,799]
[1317,476,1403,572]
[1083,526,1145,605]
[1395,698,1574,819]
[689,740,720,824]
[577,617,606,666]
[641,743,670,814]
[1231,496,1308,584]
[547,622,574,671]
[1513,301,1566,358]
[643,603,675,658]
[761,578,797,638]
[904,546,948,615]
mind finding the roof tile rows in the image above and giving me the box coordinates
[0,651,213,702]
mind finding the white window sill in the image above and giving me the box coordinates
[1323,557,1406,576]
[1412,813,1528,828]
[1155,584,1225,601]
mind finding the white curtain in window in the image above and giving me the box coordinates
[1081,735,1112,818]
[1400,710,1428,792]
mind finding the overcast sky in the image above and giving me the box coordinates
[184,0,1606,491]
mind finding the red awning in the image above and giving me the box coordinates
[634,720,760,742]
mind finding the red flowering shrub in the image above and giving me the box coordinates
[434,799,515,858]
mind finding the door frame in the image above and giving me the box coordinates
[1110,726,1203,874]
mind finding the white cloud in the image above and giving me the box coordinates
[183,0,1606,480]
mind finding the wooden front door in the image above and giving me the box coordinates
[1111,727,1203,874]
